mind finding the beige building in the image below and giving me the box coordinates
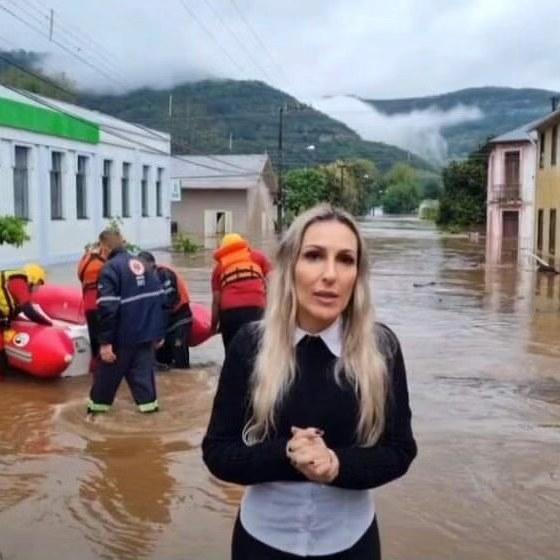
[534,108,560,266]
[170,154,277,242]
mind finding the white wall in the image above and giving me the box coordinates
[0,126,171,268]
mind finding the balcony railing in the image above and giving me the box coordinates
[489,184,522,203]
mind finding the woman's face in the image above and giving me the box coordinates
[294,219,359,333]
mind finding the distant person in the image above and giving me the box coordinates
[87,234,165,415]
[77,229,120,371]
[203,204,417,559]
[0,264,52,377]
[211,233,271,350]
[138,251,193,370]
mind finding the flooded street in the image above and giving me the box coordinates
[1,217,559,560]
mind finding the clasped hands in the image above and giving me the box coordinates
[286,426,339,484]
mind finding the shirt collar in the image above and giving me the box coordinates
[294,317,343,358]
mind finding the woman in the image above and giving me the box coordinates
[202,204,417,559]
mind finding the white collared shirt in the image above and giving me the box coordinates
[240,318,375,556]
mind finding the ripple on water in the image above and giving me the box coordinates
[52,368,217,443]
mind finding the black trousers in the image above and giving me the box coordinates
[156,320,192,369]
[220,307,264,351]
[88,342,157,411]
[85,309,100,357]
[232,515,381,560]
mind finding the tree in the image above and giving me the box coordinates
[0,216,29,247]
[284,168,328,220]
[421,178,442,200]
[381,162,422,214]
[437,144,489,229]
[0,66,76,102]
[346,159,381,215]
[385,162,418,186]
[382,182,421,214]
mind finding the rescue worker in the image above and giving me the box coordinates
[210,233,271,351]
[87,233,165,415]
[0,264,52,377]
[138,252,193,370]
[77,232,113,370]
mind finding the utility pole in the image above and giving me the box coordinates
[276,102,309,234]
[276,104,285,234]
[338,162,349,191]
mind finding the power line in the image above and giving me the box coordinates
[0,1,128,88]
[176,0,246,75]
[5,0,121,82]
[0,52,259,173]
[0,80,264,176]
[201,0,275,84]
[21,0,124,77]
[229,0,292,88]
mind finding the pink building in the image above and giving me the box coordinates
[486,123,538,265]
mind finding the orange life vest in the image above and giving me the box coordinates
[158,264,190,311]
[213,240,264,289]
[77,251,106,292]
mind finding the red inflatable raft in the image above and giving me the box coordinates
[4,321,75,378]
[31,284,213,346]
[5,285,213,379]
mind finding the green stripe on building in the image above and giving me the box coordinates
[0,96,99,144]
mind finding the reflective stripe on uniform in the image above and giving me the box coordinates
[96,295,121,304]
[138,400,159,413]
[87,399,111,412]
[121,290,164,305]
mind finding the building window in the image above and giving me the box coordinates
[14,146,30,219]
[102,159,112,218]
[76,155,88,219]
[156,167,163,217]
[549,209,556,255]
[537,209,544,251]
[122,162,131,218]
[539,132,546,168]
[141,165,149,217]
[552,125,558,166]
[50,151,64,220]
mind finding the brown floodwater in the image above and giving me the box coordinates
[1,217,559,560]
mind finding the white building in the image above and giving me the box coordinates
[170,154,277,241]
[486,121,538,265]
[0,85,171,267]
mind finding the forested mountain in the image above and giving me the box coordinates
[364,87,559,159]
[78,80,431,172]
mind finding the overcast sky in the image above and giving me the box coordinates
[0,0,559,101]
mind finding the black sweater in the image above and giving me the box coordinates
[202,323,417,491]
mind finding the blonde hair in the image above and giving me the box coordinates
[243,204,388,447]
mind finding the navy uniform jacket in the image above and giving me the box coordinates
[96,248,165,347]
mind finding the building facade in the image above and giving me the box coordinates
[0,85,171,267]
[171,154,277,243]
[486,124,538,265]
[534,109,560,267]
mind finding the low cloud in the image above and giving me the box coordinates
[311,96,483,164]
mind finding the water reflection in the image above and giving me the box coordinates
[71,436,176,560]
[2,216,559,560]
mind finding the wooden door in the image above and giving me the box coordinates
[504,151,520,198]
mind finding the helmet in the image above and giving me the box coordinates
[23,263,47,286]
[220,233,243,248]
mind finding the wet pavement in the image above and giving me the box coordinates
[1,217,559,559]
